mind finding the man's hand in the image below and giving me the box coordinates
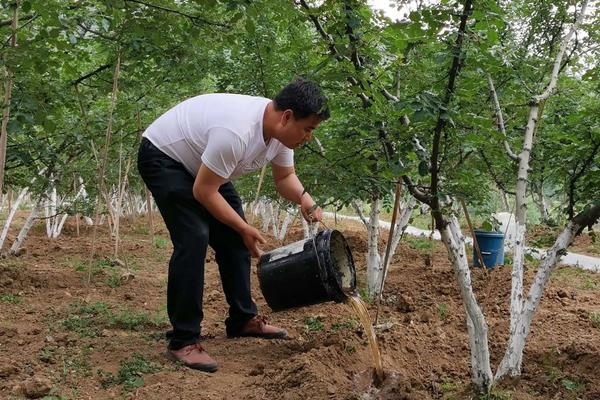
[240,224,266,258]
[300,193,322,223]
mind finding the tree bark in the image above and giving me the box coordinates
[0,1,20,199]
[496,203,600,379]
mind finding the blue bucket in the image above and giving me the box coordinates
[473,230,504,268]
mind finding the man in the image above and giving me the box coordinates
[137,78,328,372]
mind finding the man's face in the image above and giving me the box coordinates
[279,111,321,149]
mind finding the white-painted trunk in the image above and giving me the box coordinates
[381,197,417,284]
[499,0,588,380]
[277,208,296,241]
[9,198,42,255]
[366,197,382,296]
[441,216,493,390]
[0,186,28,251]
[271,203,280,238]
[261,201,273,232]
[496,219,584,379]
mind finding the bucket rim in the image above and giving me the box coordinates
[473,230,504,238]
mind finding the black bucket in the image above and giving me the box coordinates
[257,229,356,311]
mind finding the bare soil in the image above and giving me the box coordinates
[1,215,599,399]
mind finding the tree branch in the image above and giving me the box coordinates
[535,0,588,103]
[123,0,229,28]
[487,74,519,161]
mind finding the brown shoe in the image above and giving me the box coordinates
[229,316,289,339]
[165,343,218,372]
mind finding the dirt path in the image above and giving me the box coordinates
[1,218,600,399]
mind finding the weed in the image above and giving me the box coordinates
[62,301,109,338]
[331,320,355,332]
[343,343,356,355]
[479,386,512,400]
[553,267,600,290]
[106,270,122,288]
[589,311,600,329]
[109,309,164,331]
[153,236,169,249]
[39,346,57,363]
[404,235,434,254]
[440,380,458,393]
[561,377,584,391]
[98,353,160,392]
[358,287,372,303]
[304,316,324,332]
[0,294,22,304]
[438,303,449,321]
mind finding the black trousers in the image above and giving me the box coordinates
[137,137,257,349]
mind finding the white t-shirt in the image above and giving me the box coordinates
[142,93,294,179]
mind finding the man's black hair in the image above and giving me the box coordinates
[273,77,330,121]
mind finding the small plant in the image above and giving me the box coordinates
[118,353,160,392]
[109,309,165,331]
[437,303,449,321]
[304,316,324,332]
[38,346,57,363]
[358,287,373,303]
[0,294,22,304]
[331,320,355,332]
[589,311,600,328]
[343,343,356,355]
[479,386,512,400]
[153,235,169,249]
[106,270,123,288]
[561,377,584,392]
[440,380,458,393]
[62,301,110,337]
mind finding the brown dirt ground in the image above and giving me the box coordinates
[1,214,599,400]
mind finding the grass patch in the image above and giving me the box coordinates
[479,386,512,400]
[62,301,168,337]
[0,293,22,304]
[153,235,169,249]
[553,267,599,290]
[331,320,356,332]
[98,353,160,393]
[304,316,324,332]
[404,235,434,254]
[62,301,110,337]
[589,311,600,328]
[561,377,585,392]
[437,303,449,321]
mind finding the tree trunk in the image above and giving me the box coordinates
[9,198,43,255]
[0,1,19,199]
[0,186,28,251]
[441,215,493,390]
[366,195,382,296]
[496,204,600,379]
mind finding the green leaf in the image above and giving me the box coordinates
[418,161,429,176]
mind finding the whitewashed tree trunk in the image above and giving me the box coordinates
[366,196,382,296]
[533,184,550,223]
[261,201,273,232]
[381,197,417,285]
[496,204,600,379]
[9,197,43,255]
[441,215,493,390]
[501,0,588,378]
[0,186,28,251]
[271,203,280,238]
[277,208,296,241]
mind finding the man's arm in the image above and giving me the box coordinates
[193,165,265,257]
[271,164,322,222]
